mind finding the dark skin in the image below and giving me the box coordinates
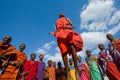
[0,36,13,69]
[62,44,80,80]
[59,13,80,80]
[39,54,44,62]
[9,44,26,68]
[59,13,74,29]
[98,43,104,51]
[69,58,73,65]
[106,33,114,42]
[77,55,84,75]
[86,49,91,57]
[53,61,56,67]
[57,62,62,68]
[19,44,26,52]
[77,55,82,63]
[86,49,98,64]
[2,36,11,45]
[48,60,52,67]
[21,53,36,80]
[106,33,117,48]
[50,13,80,80]
[31,53,36,61]
[44,60,53,79]
[98,43,107,74]
[0,36,12,57]
[57,62,66,76]
[38,54,49,79]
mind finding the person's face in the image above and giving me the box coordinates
[77,56,82,62]
[98,44,104,51]
[2,36,11,44]
[39,54,44,60]
[19,44,25,52]
[53,61,56,67]
[86,49,91,57]
[31,53,36,60]
[48,60,52,66]
[106,33,113,41]
[57,62,61,68]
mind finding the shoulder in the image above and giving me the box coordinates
[115,38,120,42]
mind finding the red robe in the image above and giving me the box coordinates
[0,42,16,56]
[114,39,120,52]
[99,50,120,80]
[52,17,83,55]
[22,60,37,80]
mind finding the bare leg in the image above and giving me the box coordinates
[69,44,81,80]
[62,54,70,80]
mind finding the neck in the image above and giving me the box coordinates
[20,50,23,52]
[110,39,114,42]
[39,59,43,62]
[2,42,9,45]
[31,59,34,61]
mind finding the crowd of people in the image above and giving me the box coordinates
[0,33,120,80]
[0,13,120,80]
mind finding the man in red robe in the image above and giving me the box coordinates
[20,53,37,80]
[50,13,83,80]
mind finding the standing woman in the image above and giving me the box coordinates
[85,49,103,80]
[98,43,120,80]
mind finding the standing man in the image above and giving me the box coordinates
[0,43,27,80]
[106,33,120,52]
[50,13,83,80]
[0,36,16,71]
[21,53,37,80]
[56,61,66,80]
[106,33,120,70]
[45,60,56,80]
[37,54,45,80]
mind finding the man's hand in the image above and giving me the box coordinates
[49,32,55,36]
[21,71,29,76]
[9,61,15,65]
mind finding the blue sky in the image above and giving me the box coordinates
[0,0,120,64]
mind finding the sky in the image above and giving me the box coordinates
[0,0,120,65]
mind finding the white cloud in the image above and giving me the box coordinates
[107,23,120,35]
[80,0,114,31]
[56,47,60,52]
[36,0,120,63]
[36,48,47,54]
[45,52,62,63]
[81,32,107,49]
[108,11,120,25]
[76,32,107,59]
[79,0,120,60]
[43,41,56,50]
[35,41,62,63]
